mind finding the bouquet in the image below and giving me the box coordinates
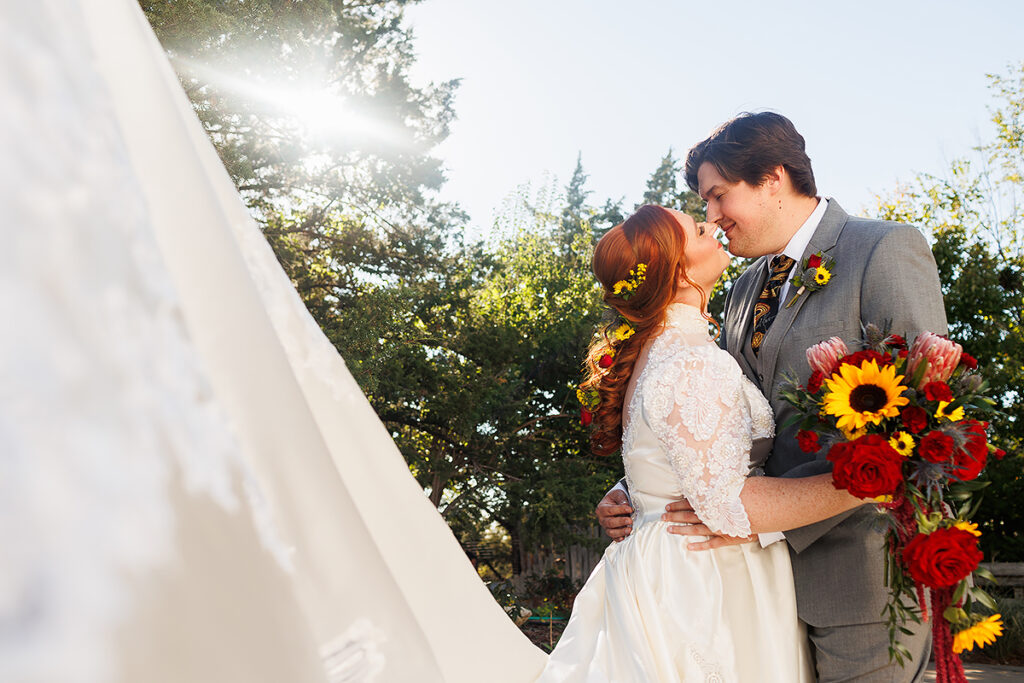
[779,325,1006,683]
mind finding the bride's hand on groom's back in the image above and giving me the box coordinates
[596,490,633,542]
[663,500,757,551]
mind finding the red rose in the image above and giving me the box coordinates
[899,349,909,359]
[806,370,824,394]
[923,381,953,403]
[888,334,908,349]
[919,431,955,463]
[902,527,983,589]
[580,408,593,427]
[797,430,821,453]
[959,352,978,370]
[598,353,614,368]
[994,448,1006,460]
[827,434,904,499]
[838,349,892,369]
[952,420,988,480]
[901,406,928,433]
[807,254,823,268]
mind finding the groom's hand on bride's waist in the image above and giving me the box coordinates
[596,489,634,542]
[663,500,757,551]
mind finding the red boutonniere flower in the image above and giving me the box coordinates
[786,251,836,308]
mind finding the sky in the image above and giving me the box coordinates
[403,0,1024,234]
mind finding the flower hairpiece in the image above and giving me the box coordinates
[612,263,647,300]
[610,321,635,342]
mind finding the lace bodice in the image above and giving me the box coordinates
[622,304,774,537]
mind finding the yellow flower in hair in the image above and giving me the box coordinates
[612,323,635,341]
[953,614,1003,653]
[935,400,965,422]
[612,280,629,295]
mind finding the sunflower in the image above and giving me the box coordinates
[954,521,982,537]
[889,431,915,457]
[814,268,831,286]
[612,323,635,341]
[953,614,1003,653]
[823,360,909,432]
[935,400,965,422]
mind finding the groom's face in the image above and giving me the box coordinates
[697,162,776,258]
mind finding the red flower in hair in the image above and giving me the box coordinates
[994,448,1006,460]
[580,408,593,427]
[598,353,614,368]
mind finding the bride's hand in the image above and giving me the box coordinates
[662,499,757,550]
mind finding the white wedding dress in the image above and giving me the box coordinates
[538,303,814,682]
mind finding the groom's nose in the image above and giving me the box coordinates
[705,202,722,224]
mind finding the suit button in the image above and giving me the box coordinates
[758,373,764,382]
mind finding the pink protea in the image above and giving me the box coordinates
[806,336,849,376]
[906,332,962,388]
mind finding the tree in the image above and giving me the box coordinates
[875,62,1024,560]
[639,149,706,217]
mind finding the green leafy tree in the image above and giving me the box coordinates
[875,62,1024,560]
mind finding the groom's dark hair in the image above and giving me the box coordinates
[684,112,816,198]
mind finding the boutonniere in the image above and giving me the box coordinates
[786,251,836,308]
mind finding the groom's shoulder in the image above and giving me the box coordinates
[835,212,926,250]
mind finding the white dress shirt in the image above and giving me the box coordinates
[774,197,829,304]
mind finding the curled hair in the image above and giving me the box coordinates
[684,111,816,198]
[581,205,717,456]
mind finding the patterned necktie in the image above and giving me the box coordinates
[751,254,796,355]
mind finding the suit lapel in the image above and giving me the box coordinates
[726,256,768,382]
[759,200,850,400]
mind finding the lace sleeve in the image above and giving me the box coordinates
[643,347,754,537]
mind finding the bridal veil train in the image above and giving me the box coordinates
[1,1,545,681]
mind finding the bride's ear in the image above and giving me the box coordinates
[675,264,692,290]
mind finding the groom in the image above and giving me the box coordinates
[595,112,945,681]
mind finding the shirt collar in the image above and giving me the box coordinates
[779,197,828,265]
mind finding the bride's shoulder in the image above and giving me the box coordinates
[649,341,742,383]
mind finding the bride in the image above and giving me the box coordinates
[538,205,868,682]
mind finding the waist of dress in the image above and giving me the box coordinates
[630,491,683,526]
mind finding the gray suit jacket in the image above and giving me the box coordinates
[722,200,947,627]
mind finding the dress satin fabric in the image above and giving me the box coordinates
[538,304,814,682]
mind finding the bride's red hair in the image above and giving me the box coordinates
[582,205,716,456]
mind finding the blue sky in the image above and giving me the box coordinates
[404,0,1024,233]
